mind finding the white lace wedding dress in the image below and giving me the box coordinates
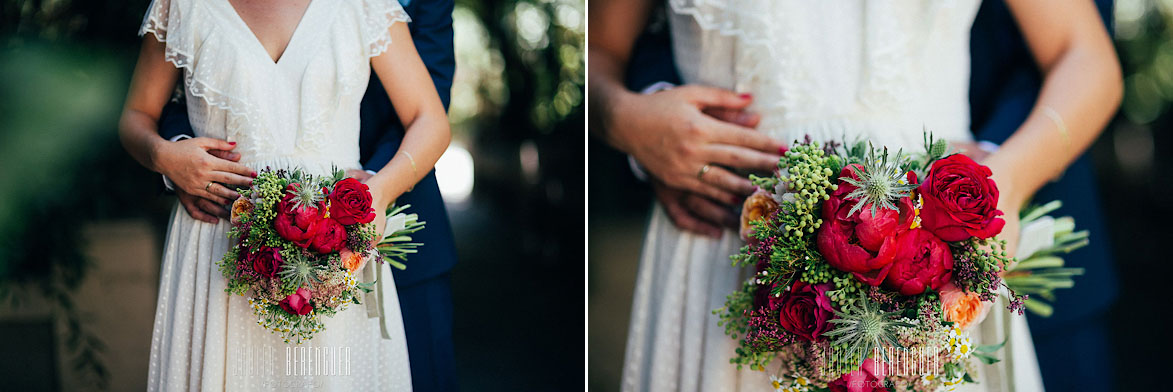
[623,1,1044,391]
[140,0,412,390]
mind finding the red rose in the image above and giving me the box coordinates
[279,287,314,316]
[817,165,916,286]
[249,246,283,278]
[328,178,376,226]
[776,281,835,342]
[919,154,1005,241]
[274,185,325,248]
[308,218,347,254]
[828,358,891,392]
[882,229,954,296]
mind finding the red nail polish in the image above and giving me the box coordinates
[250,171,257,177]
[739,93,752,100]
[229,141,236,145]
[778,146,789,155]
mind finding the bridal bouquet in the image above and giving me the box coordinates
[218,168,425,344]
[720,134,1084,391]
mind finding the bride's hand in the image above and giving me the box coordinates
[652,179,737,238]
[605,86,785,204]
[947,143,1022,260]
[154,137,255,205]
[371,203,387,245]
[995,198,1022,262]
[988,169,1023,262]
[361,175,395,243]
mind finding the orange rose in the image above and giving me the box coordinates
[230,197,254,225]
[740,189,780,241]
[940,283,989,330]
[340,249,366,273]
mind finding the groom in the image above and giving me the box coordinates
[609,1,1117,390]
[155,0,459,390]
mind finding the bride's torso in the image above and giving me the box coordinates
[142,0,409,174]
[669,0,982,150]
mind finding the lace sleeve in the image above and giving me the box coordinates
[139,0,172,41]
[361,0,412,58]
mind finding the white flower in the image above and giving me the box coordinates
[781,193,798,204]
[940,374,965,391]
[946,327,973,361]
[768,374,810,392]
[383,213,409,240]
[769,167,797,205]
[790,375,810,391]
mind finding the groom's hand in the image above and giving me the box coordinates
[176,186,228,224]
[603,86,784,205]
[653,180,738,238]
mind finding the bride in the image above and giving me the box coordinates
[118,0,450,389]
[592,0,1120,391]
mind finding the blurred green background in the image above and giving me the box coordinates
[0,0,584,390]
[587,1,1173,391]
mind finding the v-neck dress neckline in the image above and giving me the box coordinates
[220,0,319,66]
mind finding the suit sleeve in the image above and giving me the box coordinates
[157,100,194,141]
[624,10,682,91]
[403,0,455,109]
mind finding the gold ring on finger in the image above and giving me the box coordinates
[206,182,215,192]
[697,164,712,180]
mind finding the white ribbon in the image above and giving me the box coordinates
[360,211,412,340]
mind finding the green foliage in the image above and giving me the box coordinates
[749,173,779,190]
[1115,5,1173,125]
[718,140,845,369]
[777,143,837,239]
[248,297,327,344]
[376,204,427,270]
[219,168,386,343]
[910,131,953,173]
[954,237,1016,294]
[715,278,756,341]
[824,271,866,310]
[1005,201,1088,317]
[840,145,918,217]
[0,42,143,390]
[278,251,323,290]
[823,297,914,368]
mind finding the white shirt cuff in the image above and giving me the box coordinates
[977,140,1000,154]
[640,81,676,95]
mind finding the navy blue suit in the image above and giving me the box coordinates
[626,2,1117,390]
[158,1,458,390]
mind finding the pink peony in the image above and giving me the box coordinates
[279,287,314,316]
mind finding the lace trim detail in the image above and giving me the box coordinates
[138,0,172,40]
[295,0,407,154]
[361,0,412,58]
[666,1,951,121]
[139,0,263,132]
[667,0,808,122]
